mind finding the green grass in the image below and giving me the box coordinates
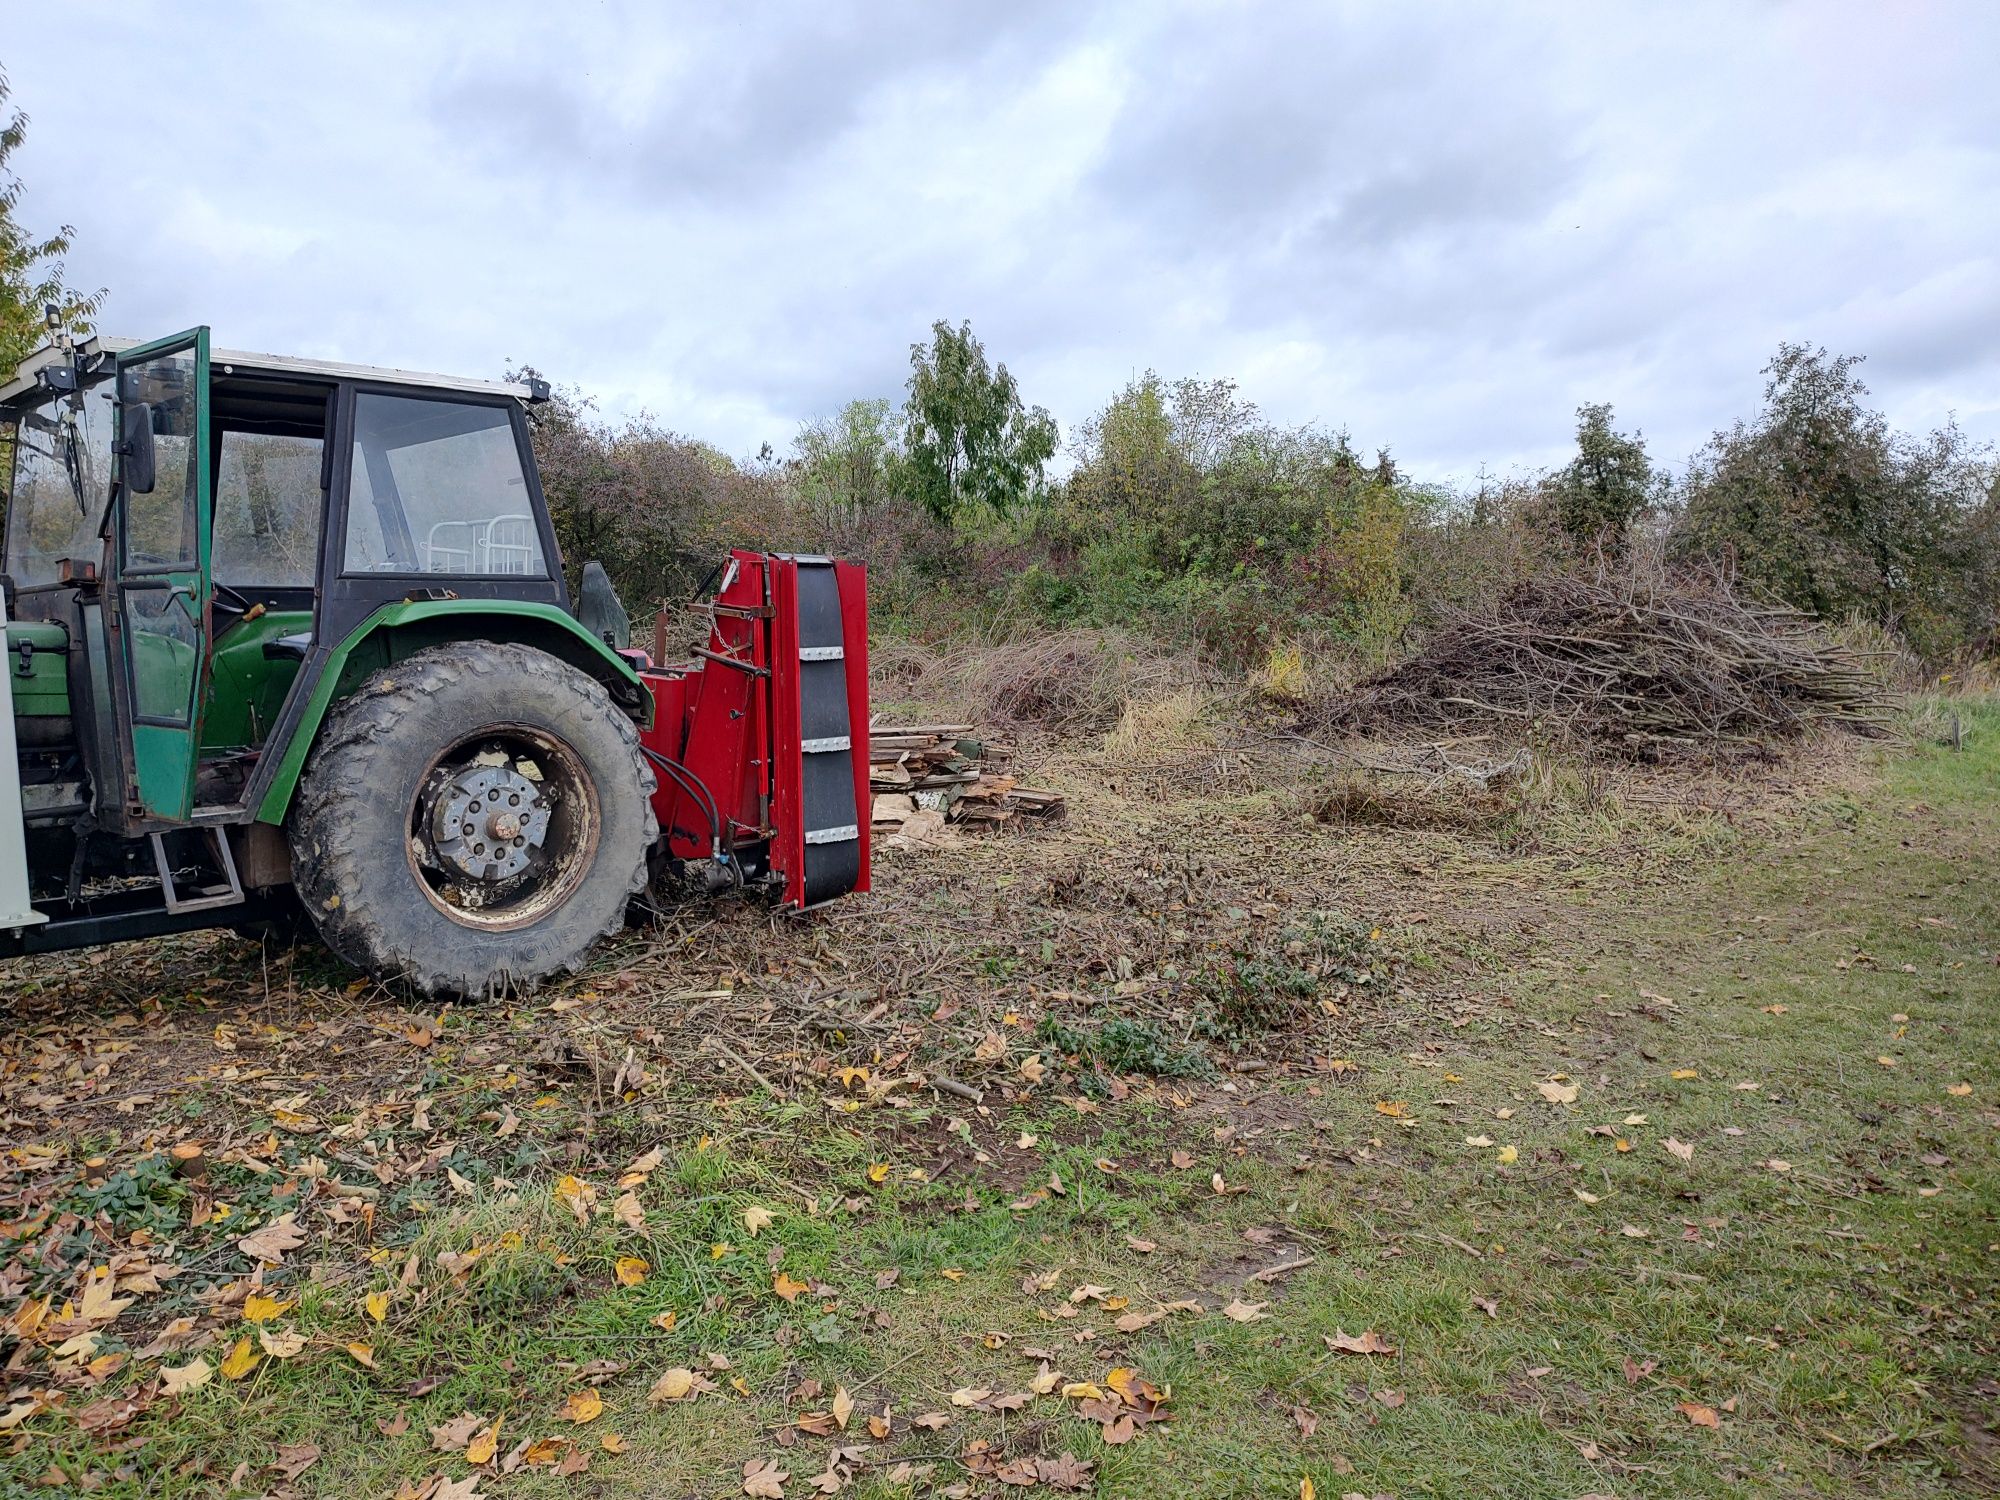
[7,708,1997,1497]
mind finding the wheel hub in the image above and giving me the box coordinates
[428,763,551,882]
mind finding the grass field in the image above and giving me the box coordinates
[1,704,1994,1499]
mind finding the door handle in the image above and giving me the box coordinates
[163,584,200,625]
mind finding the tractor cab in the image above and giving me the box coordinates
[0,327,867,993]
[2,329,571,826]
[0,328,658,975]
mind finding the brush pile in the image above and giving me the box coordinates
[869,724,1065,845]
[1325,566,1890,754]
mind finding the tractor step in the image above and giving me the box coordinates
[149,828,246,915]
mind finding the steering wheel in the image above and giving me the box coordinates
[211,581,259,618]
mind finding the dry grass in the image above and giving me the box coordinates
[1100,685,1218,760]
[871,626,1201,734]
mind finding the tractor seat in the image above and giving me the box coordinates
[262,632,312,662]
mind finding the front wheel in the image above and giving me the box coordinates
[288,641,655,997]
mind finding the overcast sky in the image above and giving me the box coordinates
[6,1,1997,483]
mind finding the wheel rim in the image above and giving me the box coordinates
[407,725,601,931]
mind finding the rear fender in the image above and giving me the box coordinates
[253,600,648,825]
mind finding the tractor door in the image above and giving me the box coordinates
[110,329,212,822]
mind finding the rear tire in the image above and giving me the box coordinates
[287,641,655,997]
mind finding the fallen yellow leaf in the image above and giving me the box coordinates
[772,1272,809,1302]
[559,1389,604,1424]
[466,1419,501,1465]
[649,1368,696,1403]
[364,1291,391,1323]
[1496,1145,1519,1165]
[1677,1400,1721,1429]
[219,1335,261,1381]
[242,1293,293,1324]
[742,1205,774,1237]
[615,1255,649,1287]
[161,1358,213,1395]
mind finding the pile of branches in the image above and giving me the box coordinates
[1324,564,1891,754]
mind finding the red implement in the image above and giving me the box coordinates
[637,552,869,909]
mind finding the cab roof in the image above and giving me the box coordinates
[0,334,543,407]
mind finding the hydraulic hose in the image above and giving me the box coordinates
[638,746,743,891]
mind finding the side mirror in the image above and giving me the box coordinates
[117,403,156,494]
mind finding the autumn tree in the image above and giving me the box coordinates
[0,68,103,374]
[1673,343,1991,654]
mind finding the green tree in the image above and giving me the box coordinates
[901,319,1057,523]
[0,68,103,374]
[1544,402,1652,547]
[793,398,901,523]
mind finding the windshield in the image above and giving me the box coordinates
[1,386,113,586]
[344,393,544,575]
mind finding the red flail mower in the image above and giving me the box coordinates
[637,551,871,911]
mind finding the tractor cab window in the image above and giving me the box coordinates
[209,373,331,593]
[344,393,544,576]
[212,431,322,588]
[120,354,202,570]
[2,386,114,587]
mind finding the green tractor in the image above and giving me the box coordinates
[0,325,872,995]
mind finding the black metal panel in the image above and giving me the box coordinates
[799,659,850,740]
[794,563,859,907]
[801,834,860,907]
[0,887,292,958]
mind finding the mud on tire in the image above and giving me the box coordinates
[288,641,655,997]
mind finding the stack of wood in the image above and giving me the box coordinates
[868,723,1065,837]
[1324,564,1891,757]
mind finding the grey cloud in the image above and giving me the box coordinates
[2,0,1996,488]
[429,3,1083,205]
